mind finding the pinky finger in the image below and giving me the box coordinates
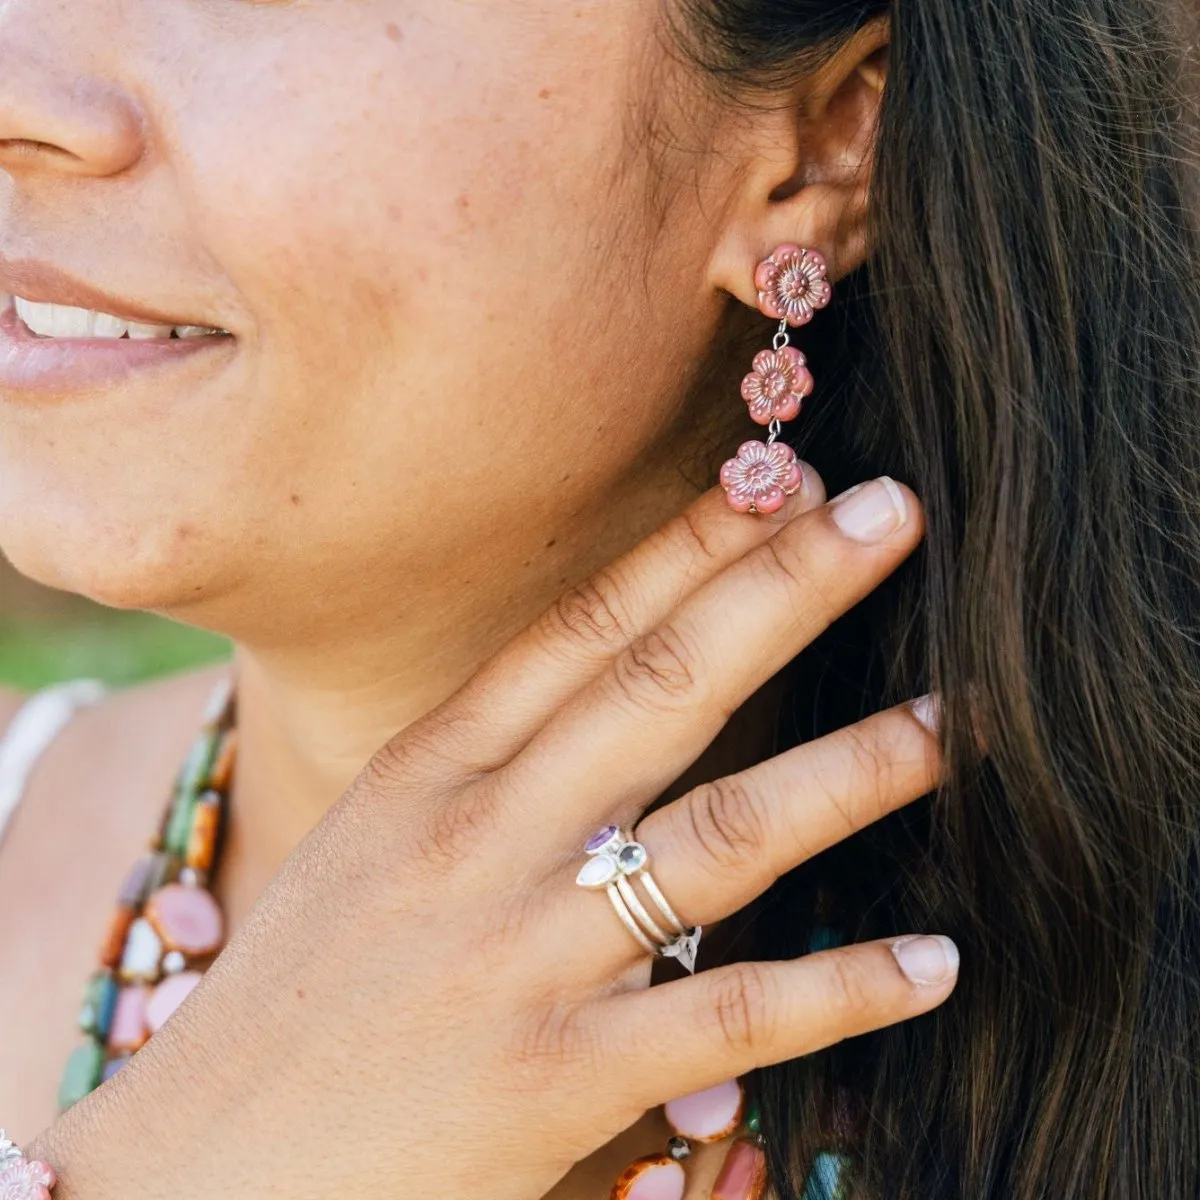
[609,936,959,1110]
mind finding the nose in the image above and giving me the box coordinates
[0,12,144,178]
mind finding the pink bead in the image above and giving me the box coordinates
[664,1078,744,1143]
[754,244,832,327]
[108,985,149,1052]
[712,1139,768,1200]
[146,970,203,1033]
[145,883,224,956]
[740,346,814,425]
[0,1158,57,1200]
[611,1157,685,1200]
[719,440,805,515]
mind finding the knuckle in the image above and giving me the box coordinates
[547,572,636,654]
[824,949,880,1026]
[419,784,504,874]
[357,714,475,798]
[669,507,723,571]
[611,625,701,713]
[758,535,842,627]
[357,736,424,798]
[709,963,775,1060]
[685,775,767,876]
[841,725,896,818]
[513,1003,597,1073]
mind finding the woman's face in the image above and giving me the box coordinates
[0,1,750,645]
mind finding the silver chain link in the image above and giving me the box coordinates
[771,318,790,352]
[766,417,783,445]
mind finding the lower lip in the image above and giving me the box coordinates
[0,298,234,399]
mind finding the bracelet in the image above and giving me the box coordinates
[0,1131,57,1200]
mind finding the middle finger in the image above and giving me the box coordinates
[504,477,923,840]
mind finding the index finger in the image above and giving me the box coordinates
[432,471,825,769]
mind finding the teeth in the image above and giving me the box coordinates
[13,295,224,340]
[92,311,128,338]
[126,320,174,340]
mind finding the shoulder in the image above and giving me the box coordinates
[0,662,233,864]
[39,662,233,790]
[0,686,29,735]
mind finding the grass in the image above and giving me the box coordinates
[0,611,231,692]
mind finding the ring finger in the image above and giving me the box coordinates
[556,697,940,971]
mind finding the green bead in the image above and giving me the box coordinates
[745,1099,762,1135]
[178,728,219,796]
[58,1042,104,1112]
[164,791,197,857]
[77,970,118,1040]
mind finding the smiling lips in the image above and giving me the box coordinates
[13,296,226,341]
[0,292,234,399]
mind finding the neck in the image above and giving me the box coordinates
[213,460,714,917]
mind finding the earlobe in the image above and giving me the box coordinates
[707,17,888,306]
[709,178,869,311]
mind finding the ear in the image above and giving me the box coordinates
[707,17,890,307]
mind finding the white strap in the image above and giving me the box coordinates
[0,679,110,852]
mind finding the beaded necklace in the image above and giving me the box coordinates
[56,676,848,1199]
[59,677,236,1108]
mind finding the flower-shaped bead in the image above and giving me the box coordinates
[719,440,804,515]
[754,245,832,327]
[740,346,814,425]
[0,1158,57,1200]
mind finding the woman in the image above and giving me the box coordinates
[0,0,1195,1196]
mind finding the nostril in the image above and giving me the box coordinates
[0,139,75,156]
[0,67,146,178]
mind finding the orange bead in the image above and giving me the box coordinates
[207,729,238,792]
[98,905,135,970]
[185,795,221,873]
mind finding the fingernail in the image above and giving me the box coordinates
[829,477,907,544]
[782,461,816,512]
[891,935,959,985]
[910,693,942,734]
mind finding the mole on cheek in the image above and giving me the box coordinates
[385,22,403,44]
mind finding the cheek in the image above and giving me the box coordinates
[0,1,707,617]
[171,9,690,538]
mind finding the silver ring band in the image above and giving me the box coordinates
[616,875,672,945]
[637,869,688,936]
[605,885,659,955]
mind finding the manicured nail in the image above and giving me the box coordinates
[910,693,942,734]
[891,935,959,985]
[829,477,907,543]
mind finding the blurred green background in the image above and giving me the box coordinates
[0,555,231,692]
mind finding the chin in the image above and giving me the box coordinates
[0,502,224,614]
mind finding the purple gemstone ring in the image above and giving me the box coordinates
[576,826,702,974]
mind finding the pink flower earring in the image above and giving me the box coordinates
[719,245,832,514]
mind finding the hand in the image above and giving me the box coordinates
[38,470,956,1199]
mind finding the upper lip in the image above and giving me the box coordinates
[0,255,219,328]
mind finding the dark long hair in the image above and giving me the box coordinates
[675,1,1200,1196]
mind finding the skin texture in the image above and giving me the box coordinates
[0,2,937,1196]
[11,479,955,1200]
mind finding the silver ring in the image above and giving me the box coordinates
[605,886,659,955]
[576,825,702,973]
